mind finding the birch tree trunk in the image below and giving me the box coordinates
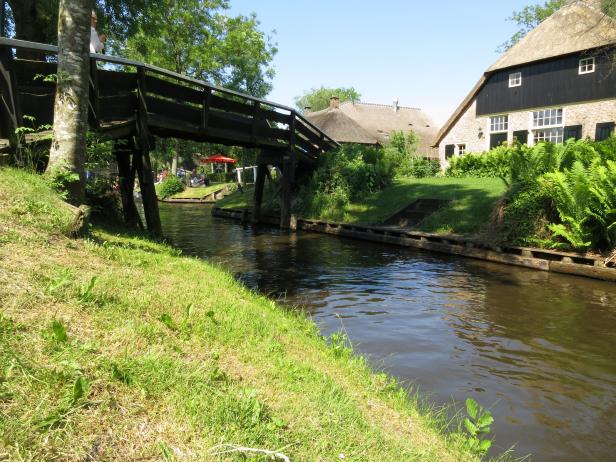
[45,0,92,205]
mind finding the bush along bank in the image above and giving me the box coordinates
[447,138,616,253]
[0,167,479,461]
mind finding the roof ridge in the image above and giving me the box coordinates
[341,101,422,111]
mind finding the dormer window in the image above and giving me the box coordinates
[509,72,522,87]
[579,57,595,74]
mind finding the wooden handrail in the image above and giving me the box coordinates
[0,37,339,149]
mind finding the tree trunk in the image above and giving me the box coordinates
[45,0,92,205]
[7,0,56,58]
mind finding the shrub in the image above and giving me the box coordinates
[157,176,185,199]
[294,144,397,218]
[471,138,616,250]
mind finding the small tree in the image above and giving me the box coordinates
[295,86,361,113]
[45,0,92,205]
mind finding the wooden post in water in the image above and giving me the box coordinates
[280,155,292,229]
[253,163,267,224]
[114,139,143,229]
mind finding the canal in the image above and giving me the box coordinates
[159,203,616,461]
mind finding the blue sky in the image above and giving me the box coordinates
[228,0,532,125]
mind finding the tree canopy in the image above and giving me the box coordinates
[295,86,361,113]
[4,0,277,98]
[122,0,276,97]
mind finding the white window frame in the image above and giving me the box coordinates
[532,108,563,128]
[509,72,522,87]
[457,144,466,156]
[490,115,508,133]
[534,127,564,144]
[579,57,595,74]
[531,108,565,145]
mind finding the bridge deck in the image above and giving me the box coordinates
[0,38,338,234]
[0,37,338,164]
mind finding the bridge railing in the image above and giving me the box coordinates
[0,37,338,162]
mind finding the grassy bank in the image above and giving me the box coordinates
[218,177,506,235]
[0,168,477,461]
[169,182,235,199]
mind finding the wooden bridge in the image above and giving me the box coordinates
[0,38,338,234]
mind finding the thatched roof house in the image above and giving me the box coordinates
[306,97,439,158]
[303,98,378,145]
[434,0,616,165]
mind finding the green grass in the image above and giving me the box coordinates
[219,177,507,235]
[170,182,235,199]
[217,184,279,214]
[0,167,478,461]
[341,177,507,234]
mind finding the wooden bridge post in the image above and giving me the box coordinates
[279,114,297,229]
[252,163,267,224]
[134,139,161,236]
[114,139,143,229]
[279,155,293,229]
[135,68,162,237]
[0,44,22,154]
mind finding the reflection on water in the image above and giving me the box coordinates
[160,203,616,461]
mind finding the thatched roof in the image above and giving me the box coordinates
[433,0,616,147]
[305,107,378,144]
[338,102,438,155]
[489,0,616,71]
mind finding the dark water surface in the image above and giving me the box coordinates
[159,203,616,461]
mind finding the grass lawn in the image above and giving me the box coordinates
[219,177,507,235]
[170,182,235,199]
[341,177,507,234]
[217,183,278,212]
[0,168,477,461]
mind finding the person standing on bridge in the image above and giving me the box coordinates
[90,11,106,54]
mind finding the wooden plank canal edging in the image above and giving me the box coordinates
[211,207,616,282]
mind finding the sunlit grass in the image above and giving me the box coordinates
[169,182,235,199]
[0,167,479,461]
[219,176,507,235]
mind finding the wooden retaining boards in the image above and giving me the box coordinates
[211,207,616,282]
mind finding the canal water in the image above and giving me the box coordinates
[159,203,616,461]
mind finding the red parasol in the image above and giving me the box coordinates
[200,154,237,164]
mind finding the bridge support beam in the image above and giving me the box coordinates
[134,137,162,237]
[252,164,267,224]
[280,156,293,229]
[114,139,143,230]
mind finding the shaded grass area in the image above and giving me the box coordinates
[219,177,507,235]
[170,182,235,199]
[0,168,477,461]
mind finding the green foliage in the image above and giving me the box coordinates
[45,163,81,200]
[452,139,616,250]
[157,176,186,199]
[294,144,397,219]
[123,0,276,97]
[385,130,439,178]
[462,398,493,456]
[51,320,68,343]
[329,332,353,359]
[295,86,361,113]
